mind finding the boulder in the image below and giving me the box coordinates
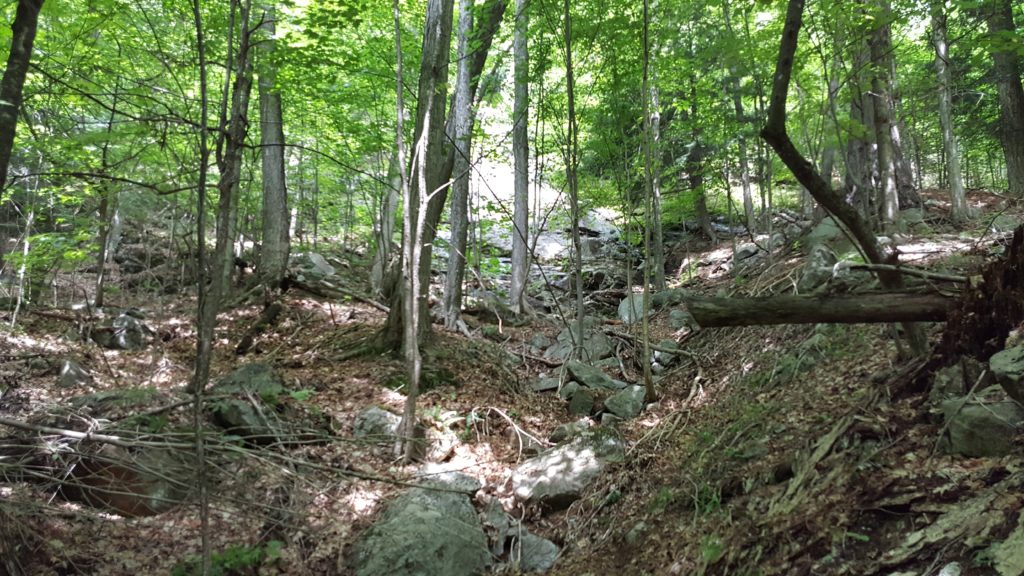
[734,243,760,261]
[566,361,627,390]
[804,217,847,251]
[288,252,336,282]
[605,386,646,420]
[557,381,580,401]
[548,418,591,443]
[209,364,288,442]
[214,363,285,398]
[91,313,154,350]
[618,293,649,325]
[990,345,1024,407]
[511,428,626,509]
[354,407,402,444]
[797,244,837,294]
[568,390,595,416]
[512,531,560,573]
[668,308,697,331]
[70,387,163,417]
[653,339,679,366]
[58,359,93,388]
[530,378,561,393]
[941,393,1024,457]
[352,472,490,576]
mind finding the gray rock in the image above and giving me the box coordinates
[511,429,626,509]
[568,390,595,416]
[600,413,623,426]
[512,531,560,573]
[990,214,1021,233]
[548,418,591,443]
[531,378,561,393]
[58,359,93,388]
[651,288,689,309]
[70,387,162,416]
[352,484,490,576]
[653,339,679,366]
[354,407,402,443]
[529,333,553,350]
[990,345,1024,407]
[617,293,650,325]
[605,385,646,419]
[416,463,481,493]
[209,398,282,443]
[545,317,613,362]
[797,244,837,293]
[566,361,627,390]
[734,243,760,261]
[91,313,154,350]
[580,237,605,259]
[668,309,696,331]
[941,394,1024,457]
[289,252,336,281]
[557,381,580,401]
[805,217,847,251]
[214,363,285,398]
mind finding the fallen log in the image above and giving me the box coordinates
[684,293,952,328]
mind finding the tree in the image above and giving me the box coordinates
[931,0,969,222]
[870,0,899,231]
[257,3,290,289]
[0,0,44,193]
[508,0,530,314]
[980,0,1024,197]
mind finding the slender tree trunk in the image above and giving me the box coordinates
[94,70,121,309]
[563,0,585,360]
[844,40,876,218]
[982,0,1024,197]
[371,154,399,296]
[509,0,531,313]
[870,4,899,232]
[640,0,657,401]
[443,0,475,330]
[0,0,44,193]
[688,76,715,241]
[257,3,290,289]
[932,1,968,222]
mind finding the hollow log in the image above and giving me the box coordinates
[684,293,952,328]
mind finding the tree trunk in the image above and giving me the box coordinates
[370,154,400,296]
[761,0,928,357]
[94,71,122,309]
[932,1,969,222]
[443,0,476,330]
[379,0,454,353]
[564,0,585,360]
[982,0,1024,197]
[684,293,951,327]
[509,0,530,313]
[0,0,44,193]
[870,5,899,232]
[379,0,506,351]
[843,40,876,217]
[257,4,290,289]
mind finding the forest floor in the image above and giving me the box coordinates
[1,189,1023,575]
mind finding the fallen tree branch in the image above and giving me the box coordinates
[683,292,952,327]
[844,263,967,284]
[291,277,390,313]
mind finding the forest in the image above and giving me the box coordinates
[1,0,1024,573]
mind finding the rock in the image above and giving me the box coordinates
[416,464,481,493]
[651,288,689,309]
[605,385,646,419]
[58,359,93,388]
[214,363,285,398]
[804,217,847,251]
[70,387,163,417]
[617,293,650,325]
[529,333,552,351]
[797,244,837,293]
[288,252,336,282]
[63,444,189,516]
[91,313,154,350]
[626,521,648,545]
[600,413,623,426]
[941,393,1024,457]
[568,390,595,415]
[558,381,580,401]
[549,418,591,443]
[209,364,289,442]
[566,361,627,390]
[545,317,613,362]
[653,339,679,366]
[352,481,490,576]
[668,309,695,331]
[930,359,991,406]
[511,428,626,509]
[482,499,511,556]
[734,243,760,261]
[938,562,963,576]
[990,214,1021,233]
[512,531,560,573]
[580,237,605,259]
[531,378,561,393]
[990,345,1024,406]
[354,407,402,444]
[424,425,461,462]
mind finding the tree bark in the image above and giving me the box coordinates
[0,0,44,193]
[761,0,928,356]
[932,1,969,222]
[870,3,899,232]
[509,0,530,313]
[442,0,476,329]
[981,0,1024,197]
[257,4,290,289]
[684,293,951,327]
